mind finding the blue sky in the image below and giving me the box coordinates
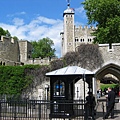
[0,0,88,58]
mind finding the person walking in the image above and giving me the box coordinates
[103,87,116,119]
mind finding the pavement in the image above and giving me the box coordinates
[96,96,120,120]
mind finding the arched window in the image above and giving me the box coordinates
[53,80,65,96]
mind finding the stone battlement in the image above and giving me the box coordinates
[0,35,17,44]
[75,25,97,30]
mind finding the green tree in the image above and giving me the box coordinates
[13,36,19,40]
[0,27,11,37]
[31,37,56,59]
[82,0,120,44]
[5,30,11,37]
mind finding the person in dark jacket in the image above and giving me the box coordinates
[103,87,116,119]
[86,92,96,120]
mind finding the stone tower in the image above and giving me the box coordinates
[61,1,75,56]
[61,1,95,57]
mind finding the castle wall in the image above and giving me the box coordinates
[24,57,53,65]
[99,43,120,65]
[74,26,95,49]
[0,36,20,66]
[19,40,33,63]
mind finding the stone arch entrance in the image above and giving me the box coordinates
[95,63,120,95]
[95,63,120,81]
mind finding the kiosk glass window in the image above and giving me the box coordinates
[54,80,65,97]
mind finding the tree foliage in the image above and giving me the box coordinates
[77,44,103,70]
[13,36,19,40]
[63,51,79,66]
[50,59,64,71]
[63,44,104,70]
[82,0,120,44]
[0,66,32,95]
[31,38,56,59]
[0,27,11,37]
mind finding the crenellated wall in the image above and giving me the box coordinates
[99,43,120,65]
[0,36,57,66]
[0,36,20,66]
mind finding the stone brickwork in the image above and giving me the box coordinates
[61,3,96,56]
[18,40,33,63]
[0,36,20,66]
[99,43,120,65]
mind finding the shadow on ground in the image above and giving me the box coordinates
[95,110,120,119]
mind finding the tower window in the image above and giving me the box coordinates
[108,43,114,52]
[75,38,78,42]
[81,39,84,42]
[109,43,112,49]
[88,38,92,42]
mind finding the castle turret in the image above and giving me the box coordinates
[62,1,75,56]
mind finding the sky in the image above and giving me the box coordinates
[0,0,88,58]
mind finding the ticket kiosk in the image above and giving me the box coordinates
[46,66,94,118]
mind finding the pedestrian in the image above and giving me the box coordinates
[86,91,96,120]
[97,90,100,98]
[103,87,116,119]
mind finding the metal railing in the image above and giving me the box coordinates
[0,98,119,120]
[0,99,84,120]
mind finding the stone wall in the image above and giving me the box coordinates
[18,40,33,63]
[0,36,20,66]
[0,36,58,66]
[99,43,120,65]
[24,57,57,65]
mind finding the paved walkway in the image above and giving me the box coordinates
[96,96,120,120]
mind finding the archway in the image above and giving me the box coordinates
[95,63,120,96]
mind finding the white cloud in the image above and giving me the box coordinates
[0,16,63,58]
[75,6,87,19]
[7,12,26,17]
[12,18,24,26]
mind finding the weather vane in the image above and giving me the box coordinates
[67,0,70,7]
[67,0,70,4]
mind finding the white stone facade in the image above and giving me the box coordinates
[61,3,95,56]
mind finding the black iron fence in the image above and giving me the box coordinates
[0,99,85,120]
[0,98,119,120]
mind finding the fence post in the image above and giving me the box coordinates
[38,103,41,120]
[13,100,17,120]
[26,99,27,117]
